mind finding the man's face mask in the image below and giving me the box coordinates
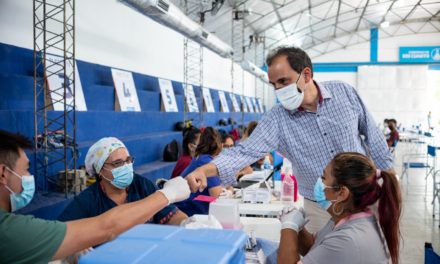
[275,72,303,111]
[5,167,35,212]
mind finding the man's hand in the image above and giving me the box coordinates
[185,169,208,192]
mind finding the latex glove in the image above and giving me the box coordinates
[218,188,233,199]
[185,169,207,192]
[279,206,308,232]
[157,176,190,204]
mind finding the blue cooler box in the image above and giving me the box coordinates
[79,224,247,264]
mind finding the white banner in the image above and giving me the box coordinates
[111,68,141,112]
[218,91,229,113]
[45,54,87,111]
[245,97,254,112]
[158,78,178,112]
[229,93,240,112]
[202,87,215,112]
[257,98,265,113]
[240,96,248,112]
[185,84,199,112]
[251,98,259,113]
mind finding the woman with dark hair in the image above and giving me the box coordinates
[175,127,224,216]
[171,126,201,178]
[278,152,402,264]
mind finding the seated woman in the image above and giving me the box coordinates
[175,127,223,216]
[278,152,401,264]
[58,137,188,225]
[171,125,201,178]
[222,134,252,180]
[386,119,399,148]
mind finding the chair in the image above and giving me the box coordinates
[401,145,437,194]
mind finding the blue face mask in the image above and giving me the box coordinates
[5,168,35,212]
[103,163,134,189]
[313,177,336,210]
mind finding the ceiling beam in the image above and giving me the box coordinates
[354,0,370,32]
[333,0,341,37]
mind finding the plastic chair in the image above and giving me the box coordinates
[425,242,440,264]
[401,145,437,194]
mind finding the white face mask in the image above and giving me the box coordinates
[275,73,304,111]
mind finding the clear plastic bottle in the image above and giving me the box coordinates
[263,155,272,170]
[281,174,294,204]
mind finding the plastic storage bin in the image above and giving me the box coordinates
[79,224,247,264]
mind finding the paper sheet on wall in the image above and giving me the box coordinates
[229,93,240,112]
[158,78,178,112]
[251,98,260,113]
[245,97,254,112]
[218,91,229,113]
[185,84,199,112]
[257,98,265,113]
[202,87,215,112]
[240,96,248,112]
[111,68,141,112]
[45,54,87,111]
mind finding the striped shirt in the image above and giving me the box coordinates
[213,80,393,200]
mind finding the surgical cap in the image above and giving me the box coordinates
[85,137,126,176]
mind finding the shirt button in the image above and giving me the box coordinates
[324,133,327,136]
[317,114,320,117]
[331,150,334,153]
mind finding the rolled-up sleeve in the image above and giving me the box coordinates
[348,87,393,170]
[212,108,281,185]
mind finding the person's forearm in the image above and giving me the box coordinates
[298,228,315,256]
[278,229,300,264]
[54,192,168,260]
[196,163,219,177]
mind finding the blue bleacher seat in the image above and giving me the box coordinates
[0,42,263,218]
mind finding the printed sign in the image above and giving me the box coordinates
[185,84,199,112]
[257,98,264,113]
[218,91,229,113]
[111,69,141,112]
[45,54,87,111]
[240,96,248,113]
[158,78,178,112]
[245,97,254,112]
[399,46,440,63]
[202,87,215,112]
[229,93,240,112]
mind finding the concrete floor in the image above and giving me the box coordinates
[395,142,440,264]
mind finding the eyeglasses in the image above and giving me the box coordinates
[104,156,135,168]
[223,144,234,148]
[320,177,340,190]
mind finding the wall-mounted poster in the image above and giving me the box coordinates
[185,84,199,112]
[245,97,254,113]
[45,54,87,111]
[202,87,215,112]
[158,78,178,112]
[229,93,240,112]
[218,91,229,113]
[251,98,260,113]
[257,98,265,113]
[240,96,248,112]
[111,68,141,112]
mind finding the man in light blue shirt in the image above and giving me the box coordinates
[185,46,394,232]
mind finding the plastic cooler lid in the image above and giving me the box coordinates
[79,224,247,264]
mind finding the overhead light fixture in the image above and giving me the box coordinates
[241,60,269,83]
[380,21,390,28]
[120,0,233,58]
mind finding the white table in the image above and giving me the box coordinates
[237,196,304,217]
[240,216,281,242]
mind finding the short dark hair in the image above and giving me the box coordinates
[0,130,33,169]
[195,127,222,157]
[182,126,201,155]
[266,46,313,77]
[222,134,235,144]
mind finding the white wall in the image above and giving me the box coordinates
[0,0,266,99]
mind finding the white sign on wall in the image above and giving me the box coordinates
[158,78,178,112]
[257,98,265,113]
[240,96,248,112]
[45,54,87,111]
[245,97,254,113]
[218,91,229,113]
[185,84,199,112]
[111,68,141,112]
[251,98,259,113]
[229,93,240,112]
[202,87,215,112]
